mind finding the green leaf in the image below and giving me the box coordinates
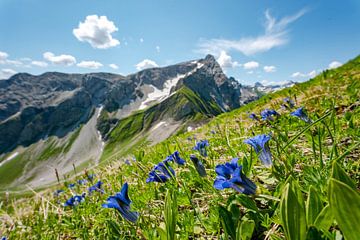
[164,190,177,240]
[280,180,307,240]
[328,178,360,240]
[236,219,255,240]
[234,195,259,212]
[219,205,236,239]
[331,161,356,189]
[306,186,323,225]
[313,205,333,231]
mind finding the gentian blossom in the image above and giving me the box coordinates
[249,113,259,121]
[64,193,86,207]
[1,237,7,240]
[124,159,131,165]
[68,183,76,189]
[146,161,175,183]
[290,107,312,123]
[88,180,104,194]
[193,140,209,157]
[102,182,139,223]
[244,134,272,167]
[260,109,279,121]
[77,179,87,185]
[213,158,256,195]
[53,189,64,197]
[164,151,186,165]
[283,97,295,108]
[87,173,95,182]
[189,154,207,177]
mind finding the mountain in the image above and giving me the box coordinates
[0,54,258,190]
[252,80,297,94]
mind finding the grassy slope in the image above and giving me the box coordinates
[1,55,360,239]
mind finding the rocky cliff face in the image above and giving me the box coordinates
[0,55,258,155]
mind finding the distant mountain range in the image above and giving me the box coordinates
[0,54,293,190]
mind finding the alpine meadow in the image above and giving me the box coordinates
[0,1,359,239]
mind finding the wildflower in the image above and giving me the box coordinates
[87,173,95,182]
[164,151,186,165]
[213,158,256,195]
[146,161,176,183]
[249,113,259,121]
[124,159,131,165]
[77,179,87,185]
[244,134,272,167]
[261,109,279,121]
[88,180,104,194]
[53,189,64,197]
[102,182,139,223]
[1,237,7,240]
[64,193,86,207]
[68,183,76,189]
[193,140,209,157]
[290,107,312,123]
[210,130,216,134]
[189,154,207,177]
[283,97,295,108]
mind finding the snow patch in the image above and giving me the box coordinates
[139,62,204,110]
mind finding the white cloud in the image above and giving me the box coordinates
[0,68,17,79]
[197,8,307,56]
[217,51,240,68]
[0,51,9,63]
[140,38,144,43]
[328,61,342,69]
[264,65,276,72]
[77,60,103,69]
[43,52,76,66]
[73,15,120,49]
[156,46,160,53]
[109,63,119,69]
[135,59,158,71]
[31,61,48,67]
[243,61,259,69]
[291,70,317,78]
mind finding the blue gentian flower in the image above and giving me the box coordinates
[53,189,64,197]
[102,182,139,223]
[189,154,207,177]
[213,158,256,195]
[193,140,209,157]
[261,109,279,121]
[244,134,272,167]
[146,161,175,183]
[124,159,131,165]
[64,193,86,207]
[68,183,76,189]
[88,180,104,194]
[1,236,7,240]
[283,97,295,108]
[87,173,95,181]
[249,113,259,121]
[290,107,312,123]
[164,151,186,165]
[77,179,87,185]
[210,130,216,134]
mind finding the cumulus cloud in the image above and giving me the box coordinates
[31,61,48,67]
[73,15,120,49]
[243,61,259,70]
[328,61,342,69]
[43,52,76,66]
[0,51,9,63]
[0,68,17,79]
[109,63,119,69]
[197,8,307,56]
[217,51,241,69]
[291,70,316,78]
[135,59,158,71]
[263,65,276,72]
[77,60,103,69]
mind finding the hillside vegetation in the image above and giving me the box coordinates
[1,55,359,239]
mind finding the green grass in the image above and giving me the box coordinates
[1,55,360,239]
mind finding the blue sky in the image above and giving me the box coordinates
[0,0,359,85]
